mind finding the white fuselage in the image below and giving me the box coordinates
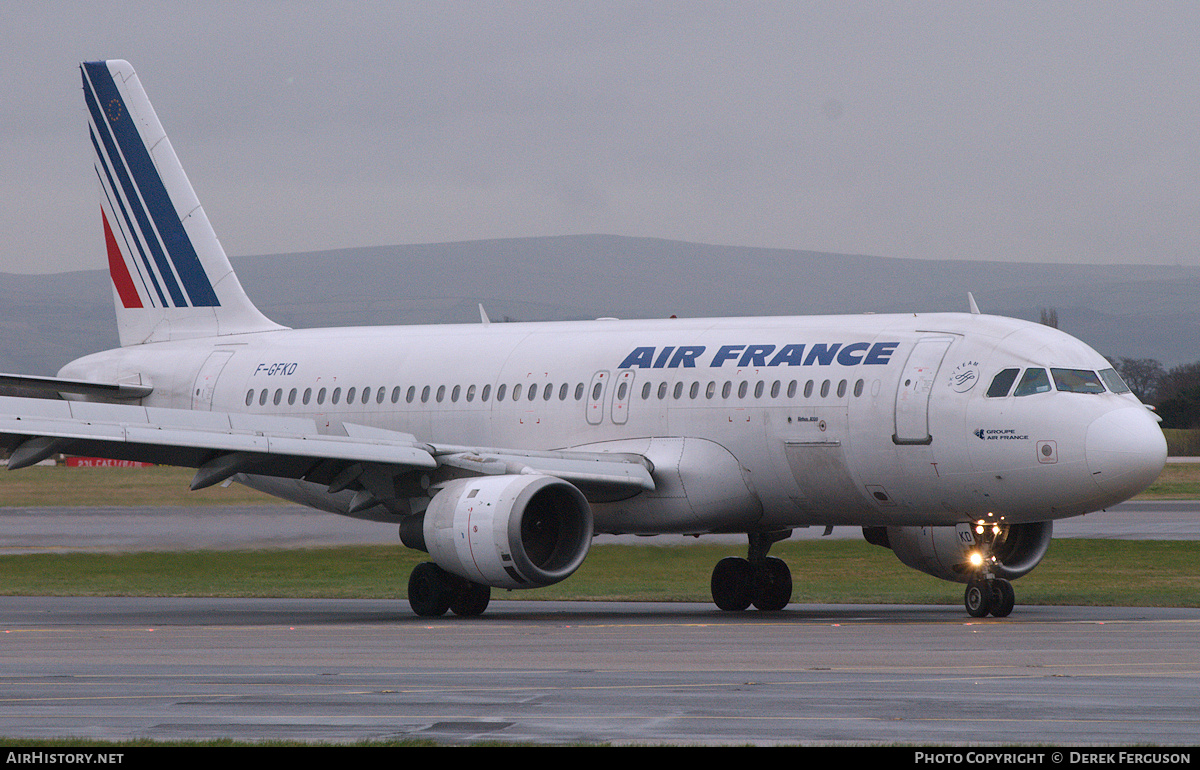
[59,310,1167,536]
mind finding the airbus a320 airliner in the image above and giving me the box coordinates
[0,61,1167,618]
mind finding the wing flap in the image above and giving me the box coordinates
[0,396,437,473]
[433,446,655,501]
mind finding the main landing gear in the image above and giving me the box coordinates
[407,562,491,617]
[964,577,1015,618]
[710,531,793,612]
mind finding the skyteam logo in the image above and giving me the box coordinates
[618,342,900,369]
[949,361,981,393]
[82,61,220,310]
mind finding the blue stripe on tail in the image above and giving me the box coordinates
[81,62,220,308]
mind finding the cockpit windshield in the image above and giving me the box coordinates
[1098,368,1132,394]
[1013,368,1052,396]
[986,366,1126,397]
[1051,368,1105,394]
[986,368,1019,397]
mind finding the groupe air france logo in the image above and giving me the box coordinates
[975,428,1031,441]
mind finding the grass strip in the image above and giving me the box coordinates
[0,539,1195,607]
[2,462,1200,508]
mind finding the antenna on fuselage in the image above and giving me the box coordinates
[479,304,491,324]
[968,292,981,315]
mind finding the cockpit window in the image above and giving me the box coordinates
[1013,368,1052,396]
[986,368,1020,398]
[1099,368,1131,394]
[1051,368,1105,394]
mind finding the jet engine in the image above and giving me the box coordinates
[401,474,593,589]
[862,521,1053,583]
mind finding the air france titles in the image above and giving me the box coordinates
[618,342,899,370]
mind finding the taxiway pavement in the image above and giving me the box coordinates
[1,597,1198,746]
[1,499,1197,745]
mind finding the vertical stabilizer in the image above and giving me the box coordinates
[81,60,284,345]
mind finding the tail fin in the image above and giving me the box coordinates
[80,60,284,345]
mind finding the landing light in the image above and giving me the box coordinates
[968,552,984,568]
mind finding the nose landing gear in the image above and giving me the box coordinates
[964,576,1015,618]
[964,520,1017,618]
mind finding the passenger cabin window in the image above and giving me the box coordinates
[1051,368,1106,394]
[1013,368,1051,397]
[987,368,1020,398]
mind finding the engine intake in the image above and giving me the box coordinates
[404,474,593,590]
[863,521,1053,583]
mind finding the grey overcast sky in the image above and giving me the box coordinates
[3,2,1199,273]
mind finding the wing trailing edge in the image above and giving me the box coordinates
[0,396,655,509]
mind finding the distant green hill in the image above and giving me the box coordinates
[3,235,1198,375]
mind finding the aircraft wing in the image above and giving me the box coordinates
[0,396,654,511]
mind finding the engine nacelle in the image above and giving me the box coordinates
[404,474,593,590]
[863,521,1053,584]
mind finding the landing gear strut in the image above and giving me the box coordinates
[963,521,1017,618]
[408,562,491,617]
[710,531,793,612]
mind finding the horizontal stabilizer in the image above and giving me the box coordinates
[0,373,152,401]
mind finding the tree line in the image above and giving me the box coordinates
[1109,357,1200,429]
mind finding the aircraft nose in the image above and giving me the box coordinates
[1085,406,1167,500]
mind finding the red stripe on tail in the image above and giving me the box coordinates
[102,209,142,309]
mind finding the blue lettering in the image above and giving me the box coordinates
[669,345,705,368]
[767,344,806,367]
[619,340,901,370]
[618,346,656,369]
[254,362,299,376]
[864,341,899,365]
[836,342,870,366]
[803,343,841,366]
[710,345,745,367]
[739,344,776,367]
